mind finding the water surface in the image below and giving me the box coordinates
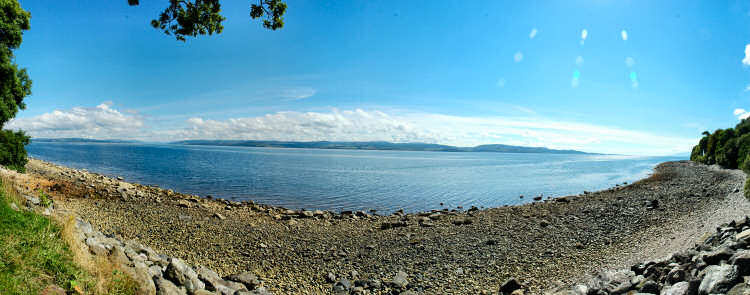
[27,142,683,213]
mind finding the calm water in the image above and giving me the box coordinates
[27,142,683,213]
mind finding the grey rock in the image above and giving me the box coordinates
[638,280,659,293]
[727,282,750,295]
[729,250,750,275]
[156,277,188,295]
[702,247,735,265]
[572,285,587,295]
[196,265,245,295]
[165,258,205,293]
[661,281,689,295]
[334,278,352,291]
[698,264,740,294]
[25,195,40,206]
[225,272,261,290]
[390,271,409,289]
[235,287,273,295]
[667,268,686,284]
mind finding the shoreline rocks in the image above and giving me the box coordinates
[550,216,750,295]
[4,159,750,294]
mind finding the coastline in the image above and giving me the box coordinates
[2,159,747,294]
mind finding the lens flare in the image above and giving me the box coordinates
[575,56,584,66]
[630,72,637,81]
[621,30,628,41]
[514,52,523,62]
[625,57,635,67]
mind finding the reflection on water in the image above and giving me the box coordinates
[27,142,683,213]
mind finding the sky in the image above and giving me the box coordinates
[7,0,750,156]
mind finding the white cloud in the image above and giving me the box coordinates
[279,87,317,100]
[743,44,750,66]
[734,109,750,120]
[514,52,523,62]
[529,28,538,39]
[7,102,144,139]
[621,30,628,41]
[8,103,698,156]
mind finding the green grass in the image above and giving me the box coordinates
[0,183,88,294]
[0,179,139,295]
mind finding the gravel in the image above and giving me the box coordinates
[3,159,749,294]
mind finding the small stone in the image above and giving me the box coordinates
[390,271,409,289]
[213,213,226,220]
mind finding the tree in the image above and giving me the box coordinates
[0,0,32,172]
[128,0,287,41]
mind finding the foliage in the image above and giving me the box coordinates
[745,177,750,199]
[0,0,31,173]
[38,189,50,207]
[689,118,750,169]
[0,129,29,172]
[0,0,31,127]
[128,0,286,41]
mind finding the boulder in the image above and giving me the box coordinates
[225,272,260,290]
[155,277,187,295]
[196,265,245,295]
[699,264,740,294]
[661,281,689,295]
[165,258,205,293]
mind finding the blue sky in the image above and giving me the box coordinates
[8,0,750,155]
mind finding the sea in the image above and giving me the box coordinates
[26,142,684,213]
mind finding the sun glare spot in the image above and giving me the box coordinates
[580,29,588,45]
[625,57,635,67]
[575,56,584,66]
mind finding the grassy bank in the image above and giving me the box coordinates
[0,177,138,294]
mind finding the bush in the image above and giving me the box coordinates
[745,177,750,199]
[0,129,30,172]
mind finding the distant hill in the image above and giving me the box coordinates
[172,140,592,154]
[32,138,138,144]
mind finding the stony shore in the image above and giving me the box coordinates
[3,159,749,294]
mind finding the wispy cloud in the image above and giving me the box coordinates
[743,44,750,66]
[8,104,696,156]
[279,87,317,100]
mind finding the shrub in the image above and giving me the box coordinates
[0,129,30,172]
[745,177,750,199]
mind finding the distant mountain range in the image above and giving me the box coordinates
[32,138,138,143]
[31,138,593,154]
[172,140,593,154]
